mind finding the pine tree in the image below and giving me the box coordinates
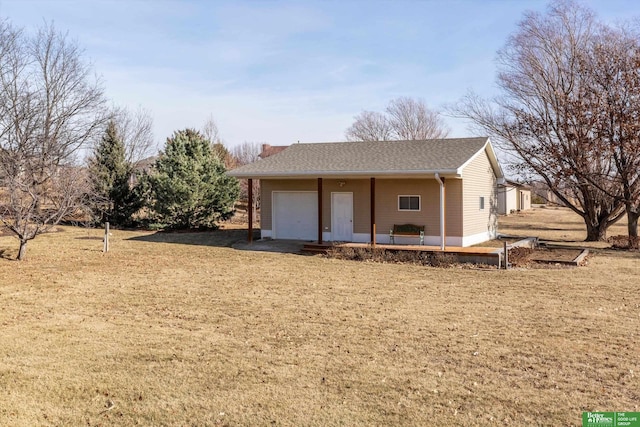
[89,121,142,226]
[145,129,239,229]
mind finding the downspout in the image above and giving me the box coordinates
[435,173,445,250]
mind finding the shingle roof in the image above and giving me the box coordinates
[259,144,288,159]
[228,137,501,178]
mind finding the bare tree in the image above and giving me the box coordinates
[345,98,449,141]
[345,111,394,141]
[582,26,640,238]
[110,106,155,167]
[0,22,106,259]
[199,115,236,169]
[231,141,261,166]
[211,142,236,170]
[231,142,262,210]
[386,97,449,140]
[202,114,221,145]
[454,1,628,241]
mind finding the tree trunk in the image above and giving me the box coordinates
[17,240,27,261]
[627,207,639,239]
[585,221,608,241]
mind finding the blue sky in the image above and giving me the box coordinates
[1,0,638,151]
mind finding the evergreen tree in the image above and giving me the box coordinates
[89,121,143,226]
[145,129,239,229]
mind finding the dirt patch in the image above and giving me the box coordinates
[325,245,589,270]
[507,246,587,268]
[530,248,584,263]
[325,246,459,267]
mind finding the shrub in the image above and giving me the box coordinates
[144,129,239,229]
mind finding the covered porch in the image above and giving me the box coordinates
[245,176,453,248]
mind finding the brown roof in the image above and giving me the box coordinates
[259,144,288,159]
[228,137,503,179]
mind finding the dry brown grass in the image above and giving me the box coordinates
[0,208,638,426]
[498,205,630,247]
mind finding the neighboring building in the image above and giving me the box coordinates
[128,155,157,186]
[497,180,532,215]
[228,137,504,247]
[259,144,288,159]
[529,181,578,207]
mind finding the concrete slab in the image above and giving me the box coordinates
[232,239,306,254]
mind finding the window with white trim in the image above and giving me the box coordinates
[398,195,421,211]
[479,196,485,210]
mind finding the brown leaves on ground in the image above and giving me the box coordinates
[608,235,640,250]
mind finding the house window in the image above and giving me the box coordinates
[479,196,485,210]
[398,195,420,211]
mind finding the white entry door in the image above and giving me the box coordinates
[273,192,317,240]
[331,192,353,241]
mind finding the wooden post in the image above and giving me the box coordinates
[103,222,109,253]
[317,178,323,244]
[435,174,446,250]
[247,178,253,244]
[442,177,446,249]
[370,177,376,246]
[372,224,376,247]
[503,240,509,270]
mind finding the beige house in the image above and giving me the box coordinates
[228,137,504,247]
[497,180,532,215]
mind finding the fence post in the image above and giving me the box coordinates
[503,240,508,270]
[103,222,110,253]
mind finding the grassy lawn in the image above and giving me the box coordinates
[0,207,638,426]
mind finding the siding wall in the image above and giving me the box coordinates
[444,179,464,238]
[518,189,532,211]
[461,151,498,237]
[261,178,464,239]
[321,179,370,234]
[260,179,317,231]
[498,185,518,215]
[374,179,463,239]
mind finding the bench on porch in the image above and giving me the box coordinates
[390,224,425,245]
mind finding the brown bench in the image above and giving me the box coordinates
[390,224,425,245]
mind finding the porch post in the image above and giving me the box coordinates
[442,177,446,248]
[435,174,446,250]
[247,178,253,244]
[370,177,376,246]
[317,178,323,243]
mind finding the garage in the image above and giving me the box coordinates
[273,191,317,240]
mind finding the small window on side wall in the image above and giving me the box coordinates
[399,195,420,211]
[479,196,485,210]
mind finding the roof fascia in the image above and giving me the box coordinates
[455,137,505,178]
[227,169,461,179]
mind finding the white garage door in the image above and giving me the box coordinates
[273,192,318,240]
